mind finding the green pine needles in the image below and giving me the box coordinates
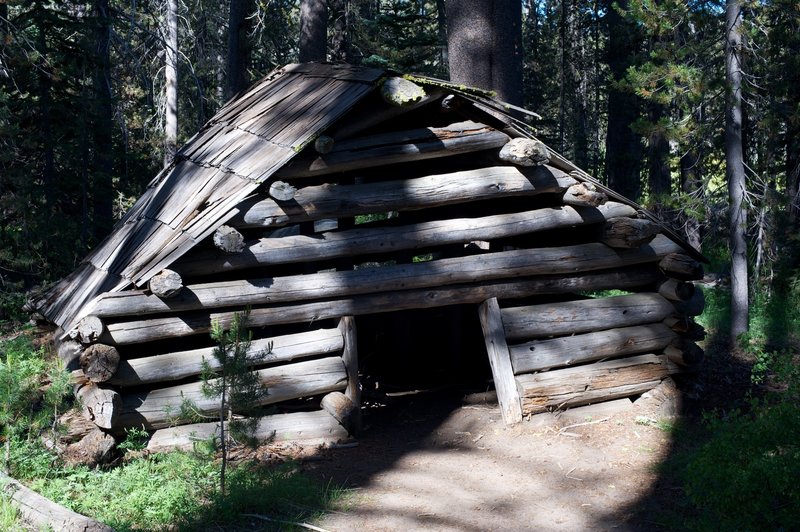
[200,309,271,496]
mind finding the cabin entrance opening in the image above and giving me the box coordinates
[355,304,493,402]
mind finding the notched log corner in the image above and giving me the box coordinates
[498,137,550,167]
[563,181,607,207]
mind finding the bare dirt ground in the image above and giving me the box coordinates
[301,381,686,532]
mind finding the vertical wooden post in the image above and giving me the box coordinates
[338,316,361,434]
[478,298,523,425]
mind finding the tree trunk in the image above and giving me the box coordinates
[648,104,671,201]
[604,0,642,201]
[725,0,748,343]
[226,0,252,100]
[299,0,327,62]
[329,0,352,62]
[680,149,703,250]
[92,0,114,242]
[164,0,179,167]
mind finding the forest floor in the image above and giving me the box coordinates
[293,346,754,532]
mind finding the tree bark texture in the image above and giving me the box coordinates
[725,0,749,343]
[163,0,178,167]
[226,0,252,100]
[299,0,327,62]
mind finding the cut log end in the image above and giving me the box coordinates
[321,391,356,430]
[657,278,695,301]
[381,77,426,106]
[70,316,105,344]
[80,344,121,383]
[602,218,661,249]
[148,269,183,299]
[213,225,245,253]
[563,182,608,207]
[76,383,121,430]
[314,135,334,155]
[268,180,297,202]
[498,138,550,167]
[659,253,704,280]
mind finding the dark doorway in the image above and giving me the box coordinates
[355,304,493,398]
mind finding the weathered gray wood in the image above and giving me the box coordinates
[148,269,183,298]
[233,164,577,229]
[501,293,676,341]
[601,218,661,248]
[147,410,349,453]
[510,323,678,374]
[56,409,98,443]
[63,429,116,469]
[516,354,679,415]
[94,235,682,319]
[109,327,343,387]
[320,391,356,429]
[116,356,347,429]
[657,278,695,301]
[80,344,120,383]
[0,471,115,532]
[381,76,426,106]
[338,317,360,409]
[212,225,245,253]
[329,90,441,141]
[562,181,607,207]
[71,316,104,344]
[75,383,121,430]
[176,202,637,276]
[659,253,704,280]
[672,289,705,316]
[498,137,550,166]
[276,121,510,178]
[102,266,664,344]
[478,298,522,425]
[268,180,297,201]
[56,337,83,370]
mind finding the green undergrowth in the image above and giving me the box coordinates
[0,329,344,531]
[645,284,800,530]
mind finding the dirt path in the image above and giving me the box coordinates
[304,384,680,531]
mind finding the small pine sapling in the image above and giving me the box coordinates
[200,309,271,496]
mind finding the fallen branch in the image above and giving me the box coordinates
[241,513,333,532]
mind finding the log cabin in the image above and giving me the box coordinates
[31,63,706,453]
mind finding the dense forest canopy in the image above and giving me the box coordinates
[1,0,798,338]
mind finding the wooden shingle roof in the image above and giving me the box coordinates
[34,63,384,329]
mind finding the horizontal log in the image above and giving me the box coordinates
[175,202,637,277]
[517,354,679,415]
[109,327,343,387]
[94,235,682,319]
[231,164,577,229]
[103,266,664,344]
[0,471,114,532]
[601,218,661,249]
[510,323,678,374]
[501,293,676,341]
[659,253,704,280]
[276,121,510,178]
[147,410,349,453]
[116,356,347,429]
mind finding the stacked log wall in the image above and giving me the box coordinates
[57,94,706,448]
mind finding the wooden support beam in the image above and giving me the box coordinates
[232,164,577,229]
[479,298,523,425]
[338,316,360,433]
[501,293,676,342]
[102,266,665,344]
[516,354,679,415]
[176,202,637,276]
[94,235,683,319]
[510,323,678,374]
[276,121,510,178]
[116,356,347,430]
[109,327,343,387]
[0,471,114,532]
[147,410,349,453]
[601,218,661,249]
